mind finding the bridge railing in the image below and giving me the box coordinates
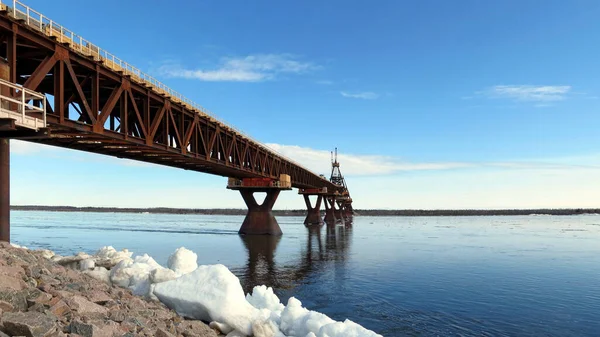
[0,77,46,130]
[0,0,326,182]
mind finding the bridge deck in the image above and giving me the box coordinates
[0,1,340,192]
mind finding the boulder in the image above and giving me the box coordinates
[0,289,28,311]
[2,311,58,337]
[64,296,108,315]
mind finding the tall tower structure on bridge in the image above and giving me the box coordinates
[322,148,353,223]
[330,148,347,189]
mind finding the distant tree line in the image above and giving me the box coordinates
[10,205,600,216]
[352,208,600,216]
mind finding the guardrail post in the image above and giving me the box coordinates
[43,95,46,127]
[20,87,25,122]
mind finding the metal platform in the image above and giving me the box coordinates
[0,78,46,130]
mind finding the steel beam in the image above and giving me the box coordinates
[0,138,9,242]
[0,11,347,193]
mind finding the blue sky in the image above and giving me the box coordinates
[9,0,600,209]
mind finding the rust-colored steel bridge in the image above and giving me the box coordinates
[0,1,353,242]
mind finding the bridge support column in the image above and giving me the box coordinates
[0,138,9,243]
[303,194,323,225]
[344,203,354,218]
[324,196,337,224]
[0,60,9,243]
[334,200,344,220]
[238,189,283,236]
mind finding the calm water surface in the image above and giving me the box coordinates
[10,211,600,336]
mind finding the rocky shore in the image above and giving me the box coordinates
[0,242,219,337]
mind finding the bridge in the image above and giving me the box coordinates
[0,0,353,242]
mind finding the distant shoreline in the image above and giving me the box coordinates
[10,205,600,216]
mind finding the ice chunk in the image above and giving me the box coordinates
[167,247,198,275]
[83,267,111,284]
[209,321,234,334]
[109,253,165,298]
[318,319,383,337]
[154,264,266,336]
[150,268,178,284]
[279,297,335,337]
[38,249,55,259]
[252,318,286,337]
[94,246,134,268]
[95,246,133,260]
[247,285,285,313]
[79,258,95,270]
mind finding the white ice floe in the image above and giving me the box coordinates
[167,247,198,275]
[79,258,95,270]
[279,297,335,336]
[52,246,383,337]
[247,285,285,314]
[38,249,55,259]
[153,264,269,336]
[83,267,111,285]
[93,246,134,268]
[109,253,165,298]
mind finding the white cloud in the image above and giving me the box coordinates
[158,54,318,82]
[265,143,600,177]
[485,85,571,102]
[340,91,379,100]
[266,143,472,176]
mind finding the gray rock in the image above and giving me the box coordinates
[107,310,126,322]
[68,320,93,337]
[177,320,219,337]
[2,311,57,337]
[0,289,28,311]
[156,328,175,337]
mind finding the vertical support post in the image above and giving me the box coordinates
[0,59,10,243]
[324,196,337,224]
[54,61,64,122]
[121,89,128,137]
[91,66,99,121]
[7,30,16,84]
[238,189,282,235]
[0,139,8,243]
[334,200,343,219]
[303,194,323,225]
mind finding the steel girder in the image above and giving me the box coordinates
[0,13,342,191]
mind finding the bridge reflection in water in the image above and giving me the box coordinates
[235,221,353,294]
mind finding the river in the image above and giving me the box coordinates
[9,211,600,336]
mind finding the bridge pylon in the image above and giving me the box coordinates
[227,175,292,235]
[298,188,327,225]
[323,194,339,224]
